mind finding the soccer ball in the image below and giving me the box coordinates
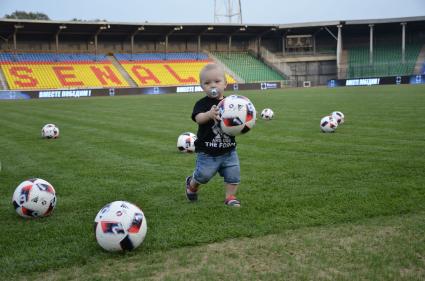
[177,132,197,153]
[94,201,147,252]
[260,108,274,120]
[41,124,60,139]
[12,178,57,218]
[218,95,256,136]
[320,116,338,133]
[331,111,345,125]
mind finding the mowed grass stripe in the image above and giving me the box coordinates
[20,211,425,281]
[0,85,424,278]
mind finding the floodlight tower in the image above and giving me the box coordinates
[214,0,243,24]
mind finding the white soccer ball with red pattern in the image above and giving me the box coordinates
[218,95,256,136]
[177,132,197,153]
[260,108,274,120]
[320,115,338,133]
[12,178,57,218]
[41,124,60,139]
[94,201,147,252]
[331,111,345,125]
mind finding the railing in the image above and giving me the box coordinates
[258,47,293,77]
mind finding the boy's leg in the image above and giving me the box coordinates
[186,152,219,202]
[224,183,240,207]
[188,177,200,192]
[219,150,241,207]
[185,176,199,201]
[225,183,238,198]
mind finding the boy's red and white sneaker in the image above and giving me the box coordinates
[224,195,240,207]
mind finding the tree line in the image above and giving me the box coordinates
[3,11,107,22]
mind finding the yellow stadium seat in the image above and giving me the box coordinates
[1,62,129,90]
[120,60,235,87]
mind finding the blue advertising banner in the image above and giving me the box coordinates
[328,75,425,88]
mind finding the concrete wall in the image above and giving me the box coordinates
[0,36,257,53]
[287,60,336,86]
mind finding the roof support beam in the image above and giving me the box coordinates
[401,22,407,64]
[324,26,337,41]
[55,25,67,53]
[94,25,110,56]
[336,24,343,79]
[13,24,24,51]
[165,26,183,59]
[369,24,374,65]
[130,26,144,56]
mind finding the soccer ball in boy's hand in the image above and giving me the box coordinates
[331,111,345,125]
[320,115,338,133]
[218,95,256,136]
[12,178,57,218]
[94,201,147,252]
[260,108,274,120]
[177,132,197,153]
[41,124,60,139]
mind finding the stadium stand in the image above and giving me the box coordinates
[212,51,285,82]
[114,52,209,61]
[0,53,107,62]
[0,17,423,89]
[347,43,423,78]
[115,52,236,87]
[0,53,130,90]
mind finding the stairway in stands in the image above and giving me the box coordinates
[107,55,137,87]
[0,68,8,90]
[414,44,425,74]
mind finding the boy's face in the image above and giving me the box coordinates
[200,68,227,99]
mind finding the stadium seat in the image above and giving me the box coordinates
[212,52,285,82]
[0,52,129,90]
[347,43,423,78]
[114,52,235,87]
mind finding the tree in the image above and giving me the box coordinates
[4,11,50,20]
[71,18,108,22]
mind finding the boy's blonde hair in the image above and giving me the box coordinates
[199,63,226,83]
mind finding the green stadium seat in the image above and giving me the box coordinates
[212,51,285,82]
[347,43,423,78]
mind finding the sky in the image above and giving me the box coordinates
[0,0,424,25]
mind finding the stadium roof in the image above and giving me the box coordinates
[345,16,425,25]
[0,16,424,40]
[0,18,281,40]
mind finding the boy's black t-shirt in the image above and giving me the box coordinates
[191,96,236,156]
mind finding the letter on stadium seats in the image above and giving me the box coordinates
[52,66,84,87]
[163,65,196,83]
[131,65,160,84]
[9,66,38,87]
[90,66,123,85]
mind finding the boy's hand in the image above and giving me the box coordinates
[208,105,221,121]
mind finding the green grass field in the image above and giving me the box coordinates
[1,85,425,280]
